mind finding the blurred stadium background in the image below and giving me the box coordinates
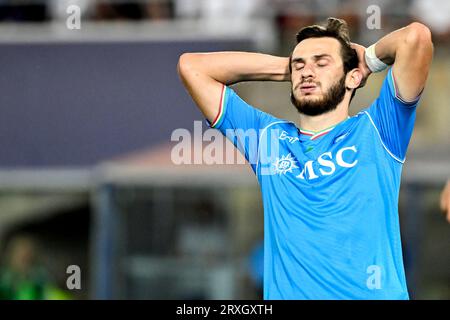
[0,0,448,300]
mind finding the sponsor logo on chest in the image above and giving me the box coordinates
[273,146,358,180]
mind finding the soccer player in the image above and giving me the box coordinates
[177,17,433,299]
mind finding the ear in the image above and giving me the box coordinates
[345,68,363,90]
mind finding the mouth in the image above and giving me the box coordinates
[299,84,317,94]
[298,82,318,95]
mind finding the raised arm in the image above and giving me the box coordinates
[177,52,290,124]
[372,22,434,102]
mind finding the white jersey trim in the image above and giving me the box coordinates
[363,111,405,164]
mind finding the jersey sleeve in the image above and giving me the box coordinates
[365,68,421,162]
[205,85,279,171]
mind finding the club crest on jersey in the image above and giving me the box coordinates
[272,153,299,175]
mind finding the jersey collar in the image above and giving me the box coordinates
[298,116,350,141]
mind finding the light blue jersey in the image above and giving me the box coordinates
[206,68,419,299]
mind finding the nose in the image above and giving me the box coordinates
[300,63,315,81]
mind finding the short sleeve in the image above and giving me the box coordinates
[365,68,421,162]
[205,85,280,171]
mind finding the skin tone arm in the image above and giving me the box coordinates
[356,25,443,222]
[440,180,450,223]
[352,23,434,101]
[178,23,433,127]
[177,52,290,124]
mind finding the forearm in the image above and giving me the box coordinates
[370,22,433,101]
[373,22,433,66]
[179,51,290,85]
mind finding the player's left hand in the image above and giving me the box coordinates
[351,43,372,88]
[440,179,450,223]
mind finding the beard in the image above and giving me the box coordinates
[290,75,347,116]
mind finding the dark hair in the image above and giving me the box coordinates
[290,17,359,99]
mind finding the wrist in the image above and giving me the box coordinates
[364,43,389,73]
[282,57,291,81]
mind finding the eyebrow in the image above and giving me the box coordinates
[291,54,333,65]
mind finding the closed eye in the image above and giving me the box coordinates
[317,60,329,67]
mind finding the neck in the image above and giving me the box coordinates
[298,96,350,132]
